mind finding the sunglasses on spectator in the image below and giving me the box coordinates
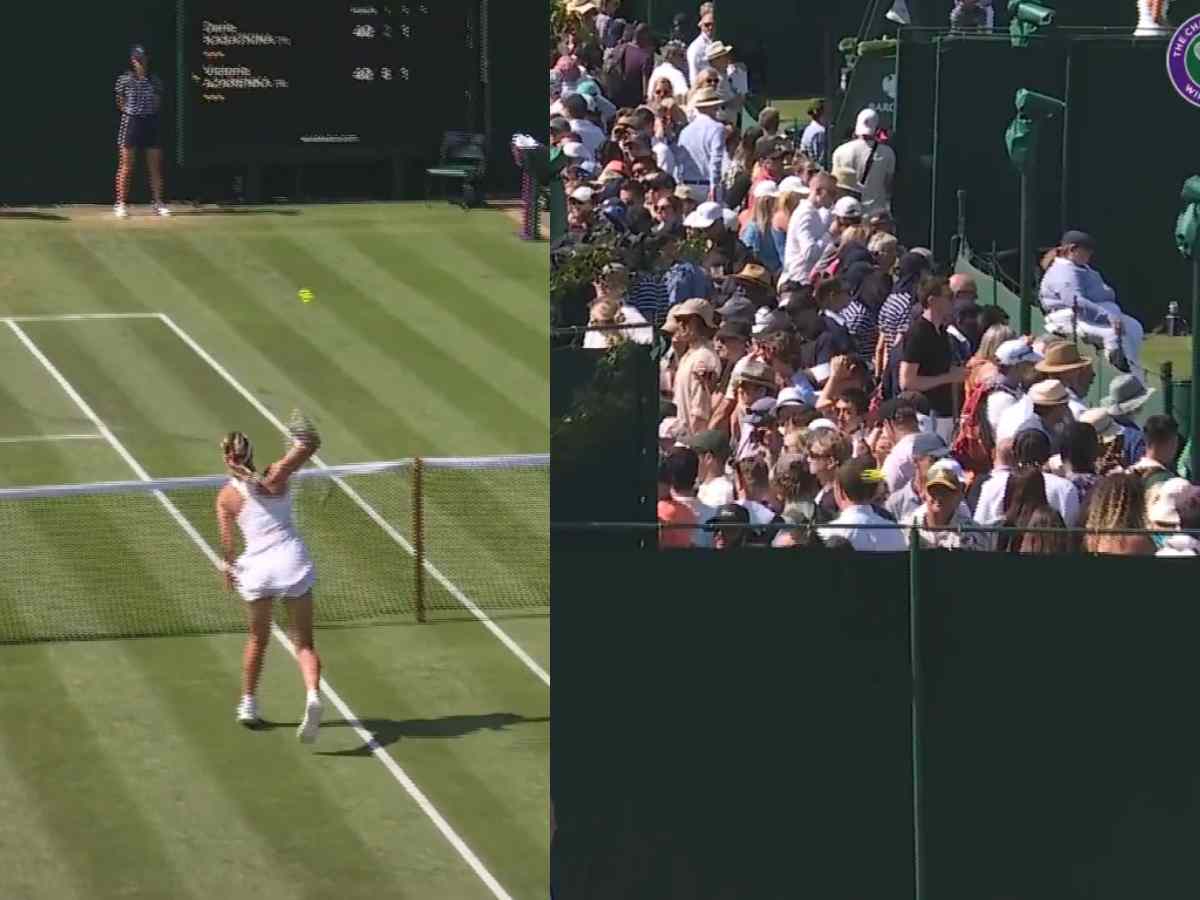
[700,20,715,29]
[654,203,673,213]
[953,290,978,300]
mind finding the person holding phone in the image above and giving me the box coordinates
[114,45,169,218]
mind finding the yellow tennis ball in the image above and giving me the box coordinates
[298,288,314,303]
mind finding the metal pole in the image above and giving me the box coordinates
[909,523,926,900]
[1059,46,1071,234]
[1163,361,1175,424]
[1191,259,1200,483]
[1019,171,1033,336]
[412,456,426,623]
[991,239,998,308]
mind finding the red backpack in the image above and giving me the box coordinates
[951,379,1018,475]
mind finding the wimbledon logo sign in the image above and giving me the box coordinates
[1168,15,1200,107]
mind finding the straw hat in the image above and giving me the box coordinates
[1079,408,1122,442]
[732,263,773,291]
[832,166,862,196]
[1028,379,1069,406]
[1035,341,1092,374]
[691,86,725,109]
[705,41,735,62]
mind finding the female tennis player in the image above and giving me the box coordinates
[216,428,323,742]
[114,44,169,218]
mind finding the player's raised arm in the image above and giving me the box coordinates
[259,411,321,494]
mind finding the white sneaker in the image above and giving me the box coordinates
[236,695,261,727]
[114,203,128,218]
[155,204,171,217]
[298,695,322,744]
[886,0,911,25]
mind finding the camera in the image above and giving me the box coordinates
[1008,1,1054,26]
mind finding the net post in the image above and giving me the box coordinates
[413,456,426,623]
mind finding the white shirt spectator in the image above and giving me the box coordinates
[781,199,829,287]
[698,475,735,508]
[739,500,776,525]
[995,396,1045,445]
[652,138,677,178]
[974,468,1081,528]
[881,432,919,493]
[687,32,713,85]
[582,304,653,349]
[830,137,896,216]
[820,504,907,552]
[568,117,607,157]
[676,112,726,201]
[718,64,749,103]
[648,61,689,101]
[985,388,1022,437]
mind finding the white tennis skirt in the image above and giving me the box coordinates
[235,539,316,602]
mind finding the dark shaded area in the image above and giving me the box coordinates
[256,712,548,754]
[920,551,1200,900]
[0,1,533,203]
[0,211,70,222]
[551,547,915,900]
[167,207,302,217]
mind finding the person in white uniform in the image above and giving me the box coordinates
[216,429,323,742]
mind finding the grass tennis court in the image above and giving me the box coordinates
[0,203,548,899]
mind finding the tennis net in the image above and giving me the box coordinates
[0,454,548,644]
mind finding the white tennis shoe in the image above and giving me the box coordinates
[298,695,322,744]
[236,695,261,727]
[114,203,128,218]
[155,204,171,217]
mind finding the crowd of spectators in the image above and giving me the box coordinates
[551,0,1196,556]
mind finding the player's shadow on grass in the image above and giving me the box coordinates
[261,712,548,756]
[0,211,69,222]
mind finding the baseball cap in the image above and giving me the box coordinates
[911,432,950,460]
[776,386,813,409]
[807,418,838,432]
[733,357,774,388]
[752,180,780,200]
[683,201,724,229]
[130,44,148,61]
[778,175,809,196]
[855,108,879,137]
[832,196,863,219]
[569,186,594,203]
[1061,229,1096,249]
[745,398,778,426]
[995,338,1042,367]
[686,429,730,455]
[925,458,964,492]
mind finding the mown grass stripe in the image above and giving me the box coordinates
[291,229,548,412]
[0,643,201,899]
[341,229,547,379]
[454,219,549,294]
[156,230,491,455]
[236,232,545,448]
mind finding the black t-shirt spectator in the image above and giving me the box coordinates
[901,316,954,416]
[610,43,654,108]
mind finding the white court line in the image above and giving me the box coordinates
[156,312,551,688]
[2,313,161,323]
[6,319,515,900]
[0,433,104,444]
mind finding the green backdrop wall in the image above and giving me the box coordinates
[550,544,1200,899]
[0,1,533,204]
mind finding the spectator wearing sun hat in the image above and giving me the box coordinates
[663,298,721,437]
[675,86,727,204]
[981,337,1040,437]
[1100,373,1154,467]
[996,378,1074,445]
[704,41,748,116]
[830,108,896,217]
[1035,341,1094,420]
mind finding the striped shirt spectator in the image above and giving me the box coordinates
[841,298,878,364]
[630,272,671,327]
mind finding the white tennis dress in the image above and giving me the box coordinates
[231,478,315,602]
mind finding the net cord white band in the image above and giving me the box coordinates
[0,454,549,501]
